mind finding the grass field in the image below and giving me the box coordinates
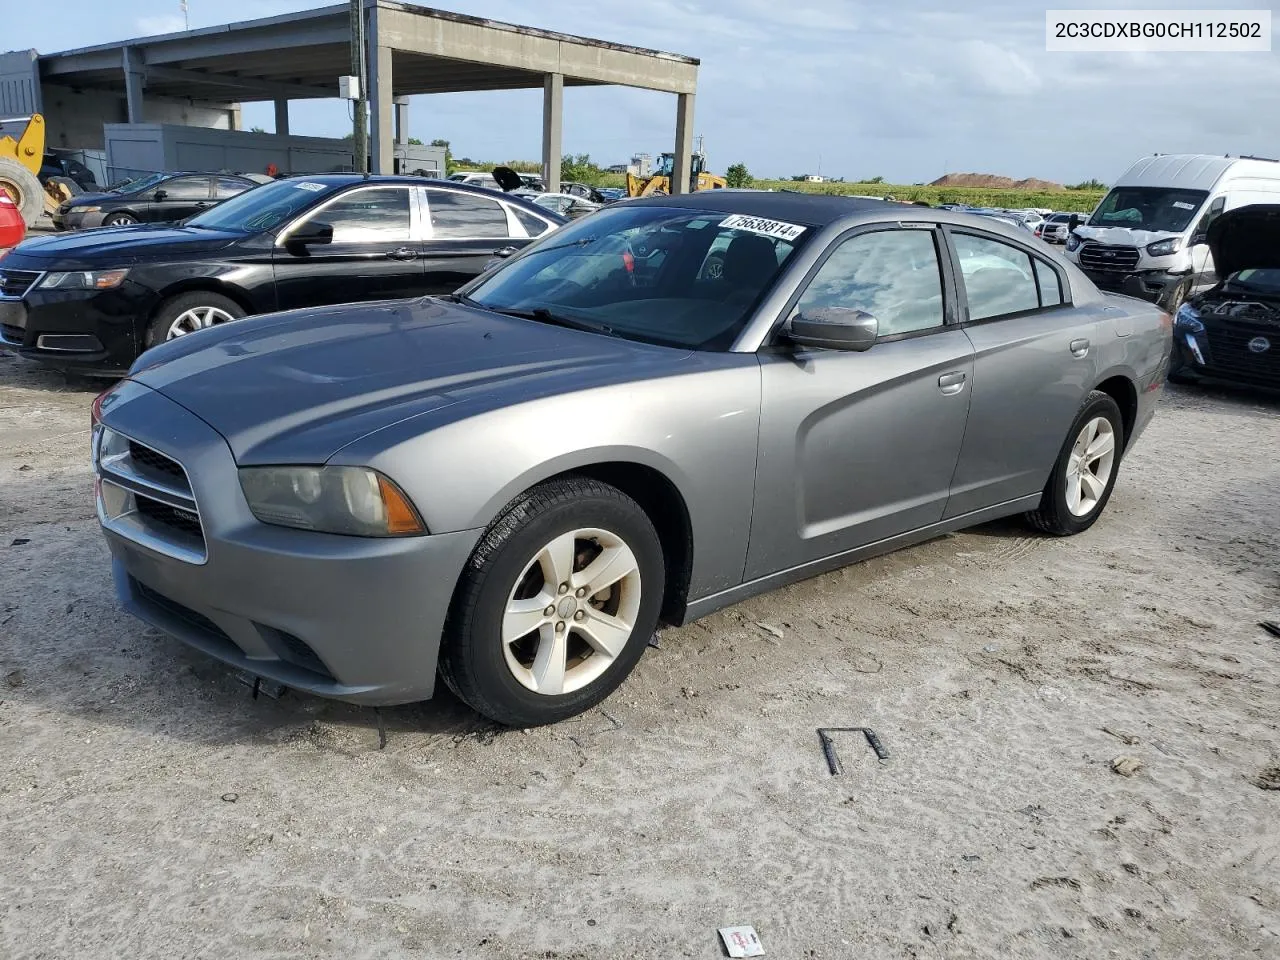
[591,174,1105,212]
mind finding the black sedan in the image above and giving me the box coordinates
[0,174,565,375]
[51,172,258,230]
[1169,204,1280,390]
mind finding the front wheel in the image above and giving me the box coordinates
[144,291,246,349]
[439,477,664,727]
[103,212,138,226]
[1026,391,1124,536]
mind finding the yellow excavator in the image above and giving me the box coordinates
[0,114,53,226]
[625,151,726,198]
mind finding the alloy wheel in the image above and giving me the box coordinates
[501,527,642,695]
[1065,416,1116,517]
[165,306,237,339]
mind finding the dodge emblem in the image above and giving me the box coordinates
[1248,336,1271,353]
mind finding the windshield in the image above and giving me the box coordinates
[185,179,336,233]
[112,172,167,194]
[1226,268,1280,293]
[1088,186,1208,233]
[464,205,810,350]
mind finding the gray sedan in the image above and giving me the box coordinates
[92,193,1171,726]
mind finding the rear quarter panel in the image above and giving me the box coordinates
[1093,294,1170,448]
[330,356,764,599]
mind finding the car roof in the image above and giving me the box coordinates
[283,173,571,223]
[623,189,897,226]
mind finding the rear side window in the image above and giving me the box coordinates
[953,233,1039,320]
[216,177,251,199]
[796,228,945,336]
[513,206,553,237]
[1034,259,1063,306]
[427,190,510,239]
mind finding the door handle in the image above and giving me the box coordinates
[386,247,419,261]
[938,371,967,396]
[1070,338,1090,358]
[194,201,212,208]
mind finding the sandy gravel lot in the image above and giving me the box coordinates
[0,348,1277,960]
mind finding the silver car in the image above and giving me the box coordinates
[92,195,1170,726]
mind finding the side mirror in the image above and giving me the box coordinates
[1189,232,1208,247]
[786,307,879,351]
[491,245,519,259]
[288,221,333,247]
[153,189,168,201]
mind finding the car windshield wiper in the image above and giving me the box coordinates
[490,305,616,337]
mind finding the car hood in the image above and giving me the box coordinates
[65,191,115,207]
[1072,225,1181,247]
[10,224,241,266]
[129,297,693,464]
[1207,204,1280,278]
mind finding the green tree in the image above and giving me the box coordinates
[724,162,752,188]
[861,175,885,184]
[1068,178,1107,191]
[407,137,423,145]
[561,153,602,184]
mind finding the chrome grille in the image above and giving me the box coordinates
[96,430,206,563]
[0,269,42,298]
[1078,242,1140,273]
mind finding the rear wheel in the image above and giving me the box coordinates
[1026,391,1124,536]
[144,292,246,349]
[439,477,664,727]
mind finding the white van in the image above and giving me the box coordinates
[1064,154,1280,312]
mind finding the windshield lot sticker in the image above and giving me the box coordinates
[1172,201,1195,210]
[720,214,807,241]
[294,182,327,192]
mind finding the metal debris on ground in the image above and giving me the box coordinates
[235,672,286,700]
[1259,621,1280,639]
[818,727,890,775]
[754,621,784,642]
[10,538,30,546]
[1102,727,1140,745]
[647,631,661,650]
[1111,756,1143,777]
[374,707,387,750]
[718,925,765,957]
[221,792,239,803]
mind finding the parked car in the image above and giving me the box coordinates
[0,175,564,374]
[1168,204,1280,389]
[448,171,502,191]
[528,192,601,219]
[0,191,25,250]
[90,193,1168,727]
[1036,212,1075,244]
[40,152,99,190]
[50,172,259,231]
[596,187,626,202]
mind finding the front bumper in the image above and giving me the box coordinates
[1171,325,1280,390]
[99,381,483,705]
[0,281,153,375]
[52,209,107,231]
[1078,266,1185,304]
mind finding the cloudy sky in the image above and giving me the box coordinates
[20,0,1280,183]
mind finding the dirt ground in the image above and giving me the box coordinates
[0,347,1277,960]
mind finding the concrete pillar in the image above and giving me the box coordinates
[671,92,696,195]
[274,99,290,136]
[394,96,409,145]
[122,47,145,124]
[368,42,394,173]
[542,72,563,193]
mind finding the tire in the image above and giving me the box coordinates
[439,477,665,727]
[1026,391,1125,537]
[0,157,44,226]
[144,291,246,349]
[103,211,138,227]
[1158,278,1190,315]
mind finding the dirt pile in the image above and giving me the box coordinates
[930,172,1066,191]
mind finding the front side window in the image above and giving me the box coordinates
[159,177,211,200]
[954,233,1040,320]
[1193,196,1226,239]
[1088,186,1208,233]
[427,190,510,239]
[795,229,945,336]
[303,188,412,243]
[464,205,810,349]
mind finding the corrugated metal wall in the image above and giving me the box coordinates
[0,50,41,115]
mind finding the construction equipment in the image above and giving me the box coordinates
[625,151,726,198]
[0,114,47,226]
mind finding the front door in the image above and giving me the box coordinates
[746,225,974,580]
[273,185,425,310]
[942,228,1102,517]
[148,176,214,223]
[420,187,534,294]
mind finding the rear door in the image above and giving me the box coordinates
[149,176,214,223]
[942,228,1101,517]
[273,184,425,310]
[746,223,975,579]
[420,187,535,294]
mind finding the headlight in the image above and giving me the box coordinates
[76,206,102,214]
[1174,302,1204,333]
[1066,234,1082,252]
[1145,238,1180,257]
[238,465,425,537]
[38,269,129,291]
